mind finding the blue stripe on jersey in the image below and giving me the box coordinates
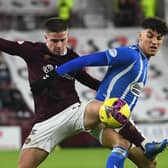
[95,45,148,112]
[106,61,136,99]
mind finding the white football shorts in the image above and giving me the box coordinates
[22,102,87,153]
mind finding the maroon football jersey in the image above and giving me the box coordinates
[0,38,100,123]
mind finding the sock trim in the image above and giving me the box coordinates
[112,146,128,157]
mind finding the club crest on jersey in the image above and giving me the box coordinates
[130,82,144,97]
[43,64,55,73]
[108,48,117,57]
[43,64,57,79]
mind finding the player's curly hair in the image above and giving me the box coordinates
[142,17,168,36]
[43,17,68,33]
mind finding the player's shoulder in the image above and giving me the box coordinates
[107,45,138,58]
[128,45,140,53]
[117,45,138,53]
[118,45,140,58]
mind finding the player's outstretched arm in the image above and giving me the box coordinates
[56,51,108,76]
[31,51,108,95]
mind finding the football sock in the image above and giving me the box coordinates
[119,120,145,147]
[106,146,128,168]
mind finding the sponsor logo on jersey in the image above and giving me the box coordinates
[108,48,117,57]
[130,82,144,97]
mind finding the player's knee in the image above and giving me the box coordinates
[84,100,101,129]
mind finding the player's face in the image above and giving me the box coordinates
[138,29,164,58]
[45,31,68,55]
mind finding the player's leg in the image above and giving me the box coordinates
[84,100,152,167]
[19,102,83,168]
[86,99,168,159]
[128,146,157,168]
[83,100,167,167]
[83,99,102,130]
[102,122,168,168]
[118,119,168,159]
[90,126,130,168]
[101,127,157,168]
[84,100,129,167]
[101,127,130,168]
[18,148,48,168]
[106,146,128,168]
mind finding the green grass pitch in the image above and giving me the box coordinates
[0,147,167,168]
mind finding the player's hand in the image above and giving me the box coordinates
[105,99,129,125]
[30,70,58,95]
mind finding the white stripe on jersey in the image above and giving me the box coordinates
[121,53,145,109]
[105,61,136,100]
[130,54,147,109]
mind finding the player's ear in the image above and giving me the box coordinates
[138,32,141,40]
[138,32,142,42]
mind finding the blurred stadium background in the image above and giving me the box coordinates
[0,0,168,167]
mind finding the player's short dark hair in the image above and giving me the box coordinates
[43,17,68,33]
[141,17,168,36]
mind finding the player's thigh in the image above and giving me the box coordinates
[128,146,157,168]
[18,148,48,168]
[84,100,103,130]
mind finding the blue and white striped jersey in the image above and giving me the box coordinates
[56,44,148,112]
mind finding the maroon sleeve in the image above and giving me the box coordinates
[74,69,100,91]
[0,38,34,59]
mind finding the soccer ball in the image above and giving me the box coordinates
[99,98,131,128]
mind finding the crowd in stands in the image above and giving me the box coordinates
[0,0,165,30]
[0,0,85,30]
[0,53,34,143]
[112,0,165,27]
